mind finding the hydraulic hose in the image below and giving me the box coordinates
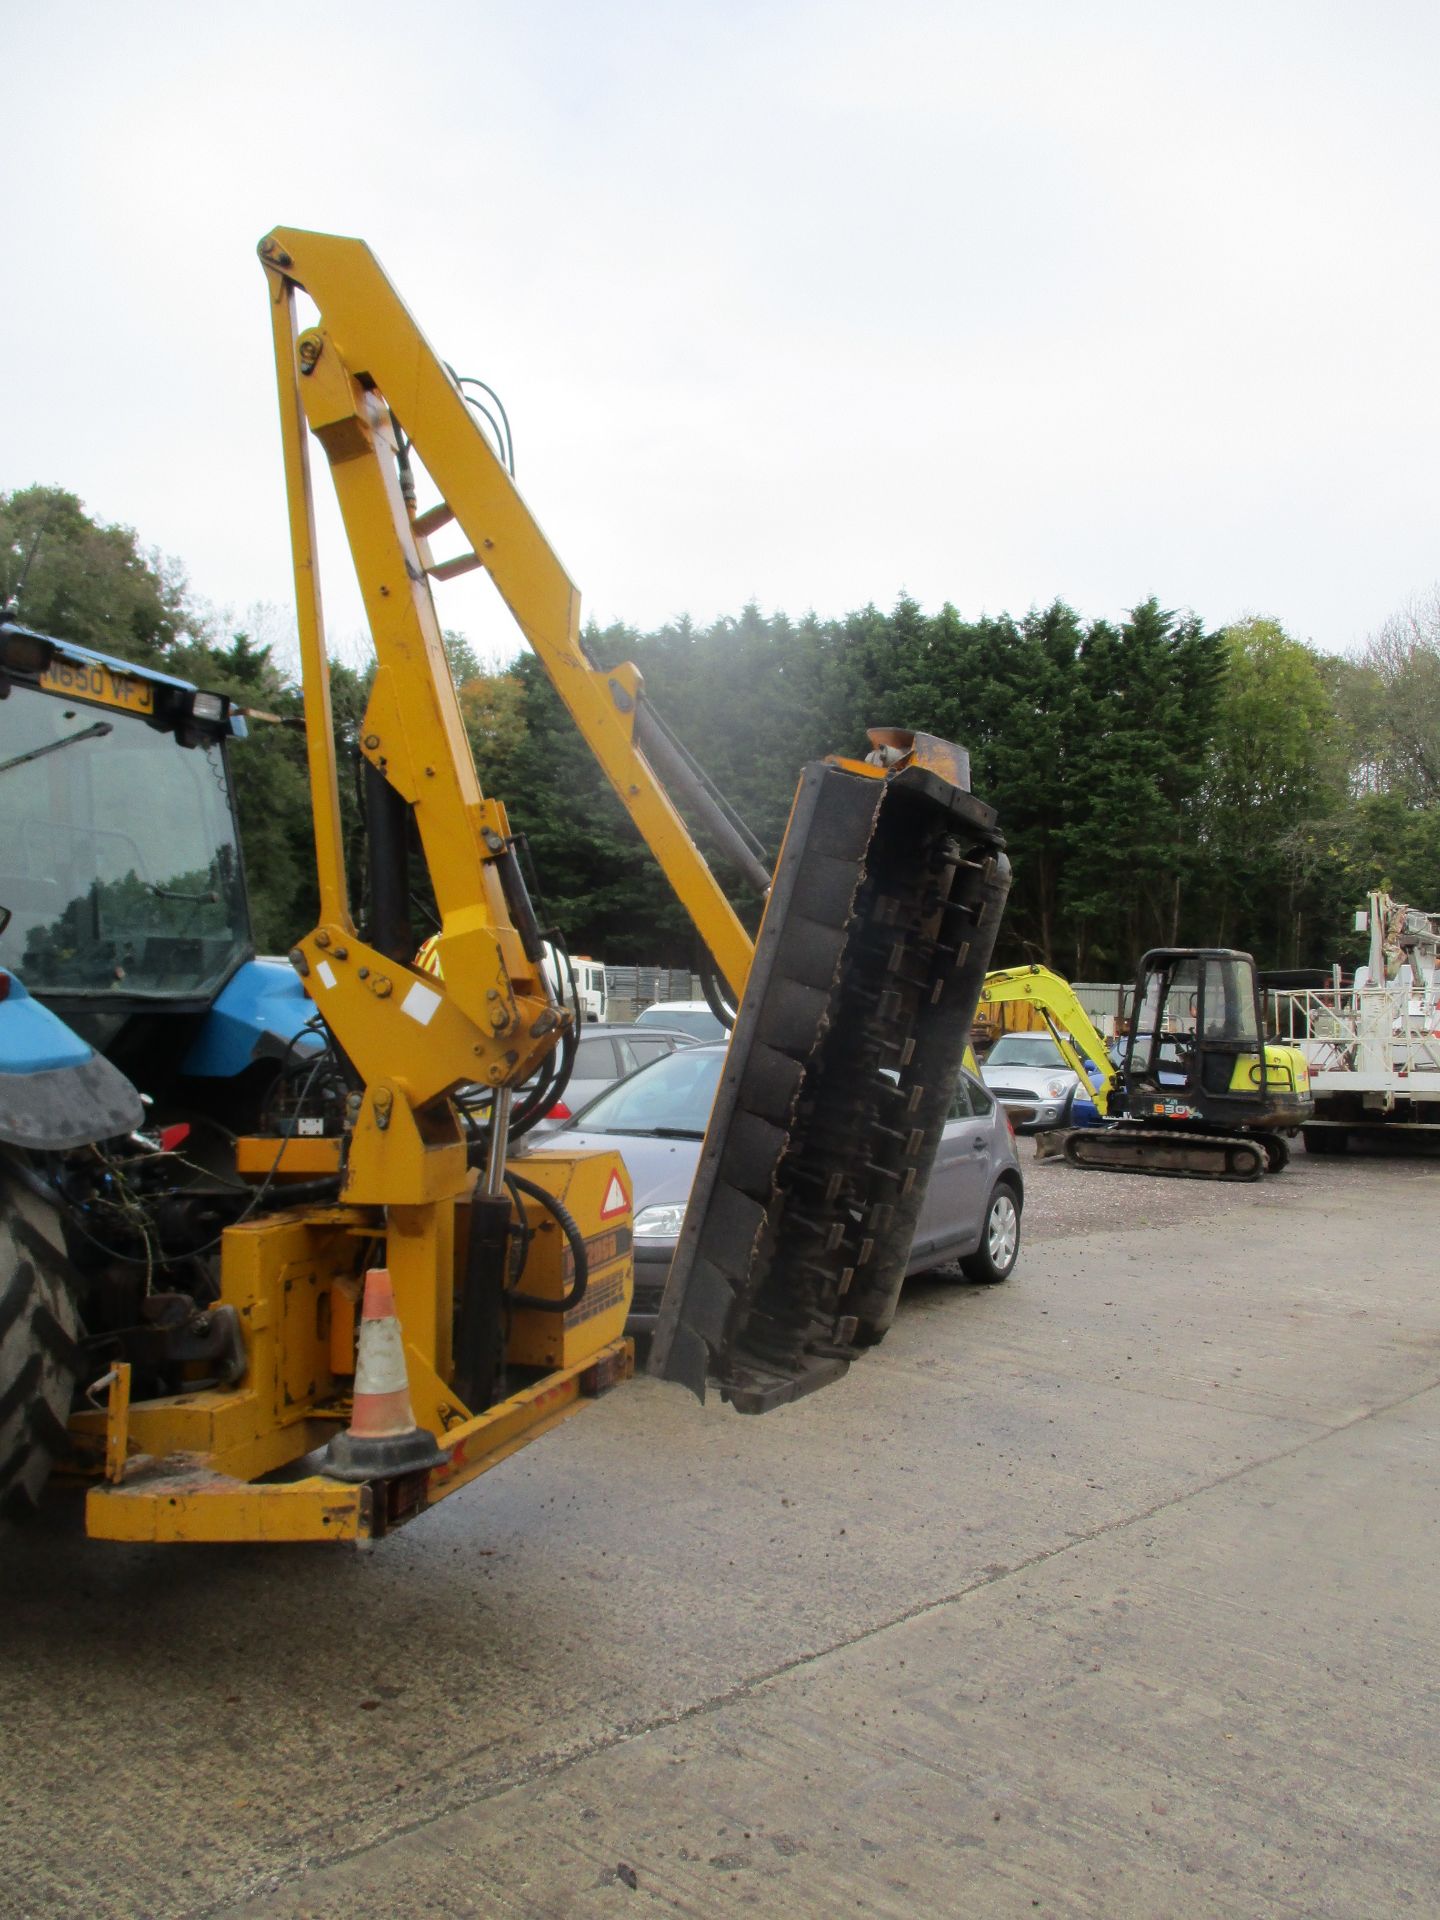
[486,1013,578,1140]
[632,701,772,898]
[502,1170,588,1313]
[698,950,738,1032]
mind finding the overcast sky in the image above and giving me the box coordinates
[5,1,1437,667]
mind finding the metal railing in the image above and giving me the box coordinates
[1269,985,1440,1077]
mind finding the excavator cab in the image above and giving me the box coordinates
[1117,949,1307,1131]
[1122,951,1256,1121]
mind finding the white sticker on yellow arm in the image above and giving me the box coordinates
[316,961,337,990]
[401,980,442,1027]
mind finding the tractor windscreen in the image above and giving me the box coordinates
[0,686,250,1000]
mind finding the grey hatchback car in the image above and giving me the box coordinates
[528,1024,699,1131]
[518,1042,1024,1336]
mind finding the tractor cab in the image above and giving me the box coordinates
[0,623,252,1033]
[0,621,323,1152]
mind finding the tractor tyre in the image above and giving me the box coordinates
[0,1176,81,1527]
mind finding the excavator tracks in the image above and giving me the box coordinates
[1064,1126,1269,1182]
[650,751,1010,1412]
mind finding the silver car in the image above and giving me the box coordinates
[526,1024,699,1132]
[518,1042,1024,1335]
[981,1031,1102,1133]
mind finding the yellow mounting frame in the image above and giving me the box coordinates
[72,1149,636,1543]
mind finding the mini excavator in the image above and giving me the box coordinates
[978,954,1312,1180]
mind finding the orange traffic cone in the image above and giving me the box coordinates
[322,1268,449,1482]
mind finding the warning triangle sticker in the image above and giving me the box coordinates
[600,1172,629,1220]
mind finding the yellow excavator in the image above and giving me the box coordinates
[978,957,1312,1179]
[0,229,1010,1545]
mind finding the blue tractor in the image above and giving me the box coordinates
[0,620,325,1519]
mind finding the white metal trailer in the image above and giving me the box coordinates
[1271,892,1440,1147]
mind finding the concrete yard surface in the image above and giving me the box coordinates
[2,1149,1437,1918]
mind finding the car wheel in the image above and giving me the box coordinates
[960,1182,1021,1285]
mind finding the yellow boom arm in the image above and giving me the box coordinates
[977,966,1116,1113]
[260,225,755,1019]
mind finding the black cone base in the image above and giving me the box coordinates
[320,1423,449,1484]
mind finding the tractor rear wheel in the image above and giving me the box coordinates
[0,1177,81,1526]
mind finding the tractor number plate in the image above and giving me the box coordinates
[40,656,155,717]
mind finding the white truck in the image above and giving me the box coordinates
[1271,891,1440,1150]
[541,942,607,1023]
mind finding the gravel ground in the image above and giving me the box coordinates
[1013,1126,1440,1247]
[6,1141,1438,1919]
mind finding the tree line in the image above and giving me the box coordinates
[4,484,1436,979]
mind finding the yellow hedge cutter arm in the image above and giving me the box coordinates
[80,228,1009,1542]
